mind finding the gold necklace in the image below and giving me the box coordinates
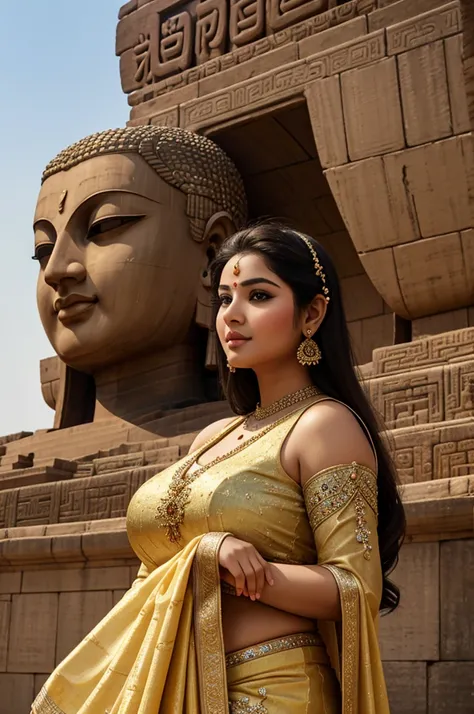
[156,406,309,543]
[253,385,320,421]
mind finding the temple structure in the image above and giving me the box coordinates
[0,0,473,712]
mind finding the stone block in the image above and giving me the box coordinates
[445,34,471,135]
[360,314,394,362]
[113,589,128,605]
[34,674,49,697]
[386,2,461,55]
[359,247,409,319]
[440,541,474,660]
[56,591,114,664]
[81,529,134,561]
[7,594,58,672]
[369,366,444,429]
[393,232,472,318]
[306,76,348,168]
[384,135,471,239]
[0,600,10,670]
[340,274,384,321]
[383,662,427,714]
[428,662,474,714]
[379,542,439,660]
[299,16,367,59]
[325,156,419,253]
[369,0,450,31]
[341,58,405,160]
[150,107,179,128]
[323,230,363,279]
[21,566,130,593]
[398,40,451,146]
[412,309,469,339]
[0,674,34,714]
[0,571,21,594]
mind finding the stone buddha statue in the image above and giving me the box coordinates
[34,126,247,427]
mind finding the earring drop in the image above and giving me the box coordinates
[227,362,236,373]
[297,329,322,366]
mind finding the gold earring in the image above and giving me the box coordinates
[227,362,236,373]
[297,329,321,366]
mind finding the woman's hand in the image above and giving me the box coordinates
[218,536,274,601]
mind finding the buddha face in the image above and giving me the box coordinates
[34,153,207,373]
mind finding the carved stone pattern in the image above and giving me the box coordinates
[16,485,60,526]
[123,0,375,97]
[150,108,180,127]
[444,362,474,421]
[373,329,474,376]
[433,439,474,479]
[387,2,461,55]
[151,11,194,77]
[230,0,265,47]
[183,32,384,127]
[370,369,444,430]
[267,0,328,33]
[391,439,435,485]
[196,0,228,64]
[134,33,153,85]
[59,479,131,522]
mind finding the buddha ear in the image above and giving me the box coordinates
[198,211,236,292]
[202,211,236,248]
[196,212,236,369]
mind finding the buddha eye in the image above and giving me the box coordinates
[32,243,54,263]
[87,215,144,240]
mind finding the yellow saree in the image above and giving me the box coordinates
[32,532,231,714]
[32,399,390,713]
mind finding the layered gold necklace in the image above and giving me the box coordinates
[252,385,320,421]
[156,386,320,543]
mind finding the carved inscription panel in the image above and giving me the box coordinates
[117,0,370,88]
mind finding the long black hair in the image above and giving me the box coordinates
[210,222,405,613]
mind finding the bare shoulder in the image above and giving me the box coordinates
[291,399,376,486]
[189,416,237,453]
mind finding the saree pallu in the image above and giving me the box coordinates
[31,532,231,714]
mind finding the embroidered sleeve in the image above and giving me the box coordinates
[304,462,378,560]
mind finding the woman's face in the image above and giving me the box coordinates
[216,252,303,371]
[34,153,205,373]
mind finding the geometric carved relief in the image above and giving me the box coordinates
[445,361,474,421]
[182,30,385,128]
[370,367,444,430]
[387,2,460,55]
[373,328,474,376]
[390,421,474,483]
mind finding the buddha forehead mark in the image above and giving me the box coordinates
[58,190,68,214]
[34,154,176,224]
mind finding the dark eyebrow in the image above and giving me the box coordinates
[218,277,281,290]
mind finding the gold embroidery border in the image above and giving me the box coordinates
[30,687,65,714]
[322,565,359,714]
[193,531,232,714]
[304,463,378,528]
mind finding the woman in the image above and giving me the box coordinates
[32,223,405,714]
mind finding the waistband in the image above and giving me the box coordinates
[225,632,323,668]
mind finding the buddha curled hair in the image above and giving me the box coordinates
[42,125,247,242]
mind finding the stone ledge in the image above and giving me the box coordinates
[0,480,471,567]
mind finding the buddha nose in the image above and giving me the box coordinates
[43,234,87,289]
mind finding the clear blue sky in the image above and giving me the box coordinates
[0,1,129,435]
